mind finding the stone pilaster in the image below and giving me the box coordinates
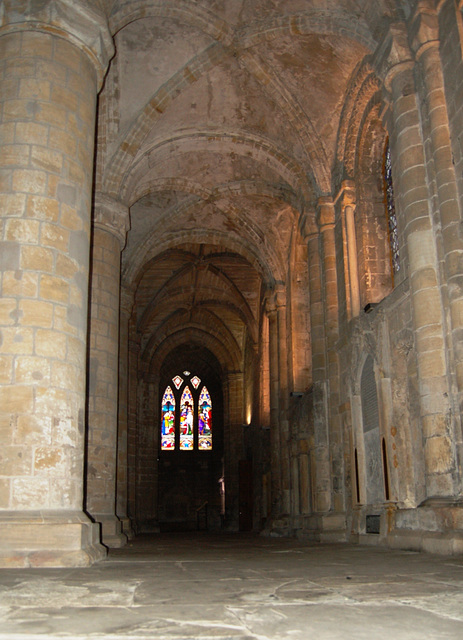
[127,334,140,526]
[86,194,129,548]
[0,1,112,567]
[117,288,134,538]
[226,370,244,529]
[377,22,456,498]
[275,285,291,516]
[265,293,282,516]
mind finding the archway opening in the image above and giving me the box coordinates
[157,345,225,532]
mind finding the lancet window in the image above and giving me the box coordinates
[161,372,212,451]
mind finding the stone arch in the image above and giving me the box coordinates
[137,262,258,345]
[238,50,330,193]
[236,10,377,52]
[148,326,241,375]
[350,351,386,510]
[120,131,312,203]
[102,42,229,196]
[123,227,280,291]
[335,58,392,310]
[359,354,385,506]
[108,0,233,44]
[354,101,392,307]
[335,58,381,184]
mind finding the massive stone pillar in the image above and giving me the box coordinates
[0,2,113,566]
[411,2,463,495]
[378,23,456,498]
[86,194,129,547]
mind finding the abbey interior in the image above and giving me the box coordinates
[1,0,463,568]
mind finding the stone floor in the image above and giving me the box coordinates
[1,532,463,639]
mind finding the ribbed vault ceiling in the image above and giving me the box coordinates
[95,0,405,375]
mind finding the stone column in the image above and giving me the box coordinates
[266,294,282,516]
[341,182,360,319]
[0,1,113,567]
[290,447,300,519]
[117,288,134,538]
[86,194,129,547]
[275,285,291,515]
[320,199,344,514]
[377,23,456,497]
[299,449,311,515]
[306,223,331,512]
[127,334,140,526]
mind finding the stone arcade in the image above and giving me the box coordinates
[1,0,463,568]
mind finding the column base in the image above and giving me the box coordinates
[119,515,135,540]
[0,510,107,568]
[93,513,127,548]
[290,512,347,543]
[387,499,463,555]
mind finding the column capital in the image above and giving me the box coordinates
[265,284,286,314]
[374,22,414,93]
[264,290,277,315]
[410,1,439,59]
[337,180,356,211]
[120,287,134,318]
[0,0,114,90]
[128,338,141,354]
[226,370,243,382]
[93,192,130,249]
[317,197,335,230]
[300,212,318,240]
[274,283,286,309]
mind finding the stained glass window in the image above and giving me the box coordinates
[191,375,201,389]
[180,386,194,450]
[172,375,183,390]
[384,143,400,275]
[198,386,212,450]
[161,386,176,450]
[161,374,213,451]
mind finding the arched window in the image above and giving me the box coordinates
[160,373,213,451]
[198,386,212,450]
[384,142,400,277]
[161,386,175,450]
[180,386,194,450]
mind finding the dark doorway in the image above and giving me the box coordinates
[239,459,253,531]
